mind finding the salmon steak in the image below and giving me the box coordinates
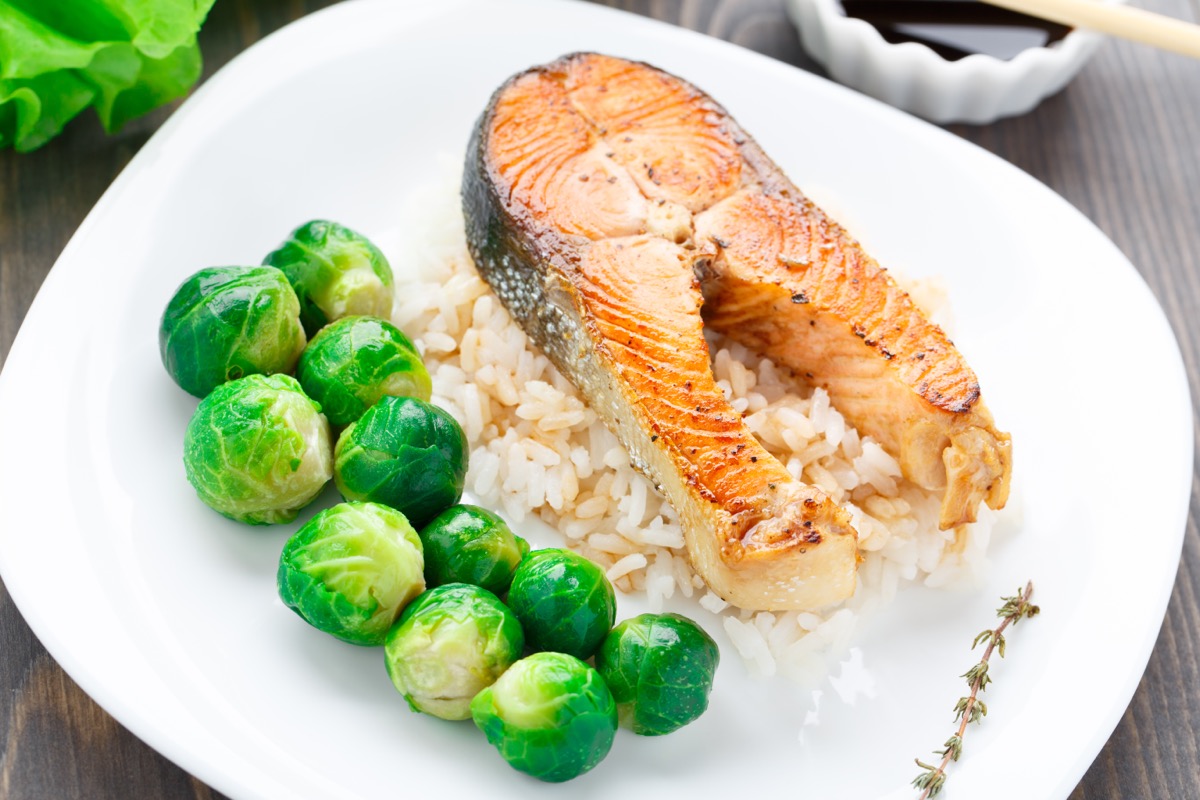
[462,52,1011,611]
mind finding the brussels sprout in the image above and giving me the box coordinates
[506,549,615,660]
[334,396,468,528]
[296,316,431,427]
[183,374,332,524]
[384,583,523,720]
[594,613,719,735]
[264,220,394,336]
[419,505,529,594]
[471,651,617,783]
[278,501,425,645]
[160,265,306,397]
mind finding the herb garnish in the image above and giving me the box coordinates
[913,581,1039,798]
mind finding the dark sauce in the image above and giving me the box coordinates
[839,0,1072,61]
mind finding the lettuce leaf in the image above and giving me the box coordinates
[0,0,215,152]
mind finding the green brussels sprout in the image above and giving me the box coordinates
[419,505,529,594]
[160,265,306,397]
[384,583,523,720]
[183,374,332,524]
[594,613,719,735]
[278,501,425,645]
[296,316,431,427]
[506,549,615,660]
[263,220,394,336]
[333,396,468,528]
[471,651,617,783]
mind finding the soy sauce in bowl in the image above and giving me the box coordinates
[839,0,1071,61]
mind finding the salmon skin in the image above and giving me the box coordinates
[462,53,1010,610]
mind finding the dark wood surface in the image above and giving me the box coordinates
[2,0,1197,797]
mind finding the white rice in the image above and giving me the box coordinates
[386,168,996,680]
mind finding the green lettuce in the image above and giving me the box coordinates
[0,0,215,152]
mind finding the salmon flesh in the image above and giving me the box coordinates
[462,53,1011,611]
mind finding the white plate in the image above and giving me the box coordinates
[0,1,1190,798]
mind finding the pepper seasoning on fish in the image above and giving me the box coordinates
[462,52,1011,610]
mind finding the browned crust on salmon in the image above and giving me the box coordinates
[464,57,858,611]
[463,52,1012,609]
[556,52,1012,530]
[693,188,1012,527]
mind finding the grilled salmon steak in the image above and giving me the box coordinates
[462,53,1011,610]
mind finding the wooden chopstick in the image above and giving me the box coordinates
[980,0,1200,58]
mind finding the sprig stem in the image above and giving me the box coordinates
[913,581,1039,799]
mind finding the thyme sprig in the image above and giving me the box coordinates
[913,581,1039,799]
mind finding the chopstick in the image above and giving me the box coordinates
[979,0,1200,58]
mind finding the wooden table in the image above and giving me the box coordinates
[1,1,1197,797]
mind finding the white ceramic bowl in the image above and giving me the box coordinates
[786,0,1107,123]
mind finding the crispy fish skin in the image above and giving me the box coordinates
[560,52,1012,530]
[464,59,858,611]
